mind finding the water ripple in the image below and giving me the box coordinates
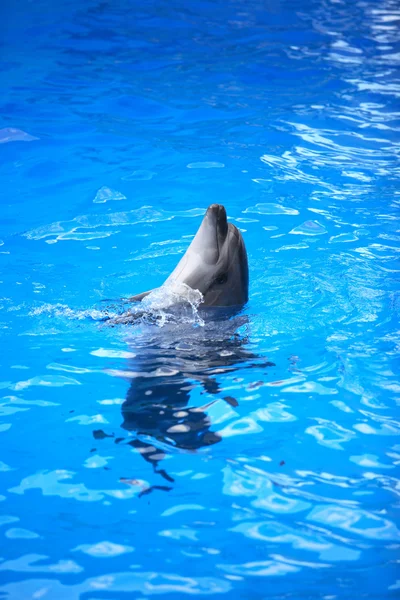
[9,470,148,502]
[23,207,205,244]
[0,572,231,598]
[307,504,400,541]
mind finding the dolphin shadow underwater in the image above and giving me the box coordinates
[100,205,274,489]
[117,314,271,487]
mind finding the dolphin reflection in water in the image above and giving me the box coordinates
[117,313,273,484]
[104,205,274,487]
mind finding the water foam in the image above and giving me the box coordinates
[123,282,205,327]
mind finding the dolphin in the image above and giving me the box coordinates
[96,206,276,488]
[129,203,249,308]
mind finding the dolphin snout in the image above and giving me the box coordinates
[206,204,228,239]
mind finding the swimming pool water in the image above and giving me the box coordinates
[1,0,399,598]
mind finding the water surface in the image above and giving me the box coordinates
[1,0,400,598]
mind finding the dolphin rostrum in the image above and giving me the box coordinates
[129,203,249,307]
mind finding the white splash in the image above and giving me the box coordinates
[141,281,205,327]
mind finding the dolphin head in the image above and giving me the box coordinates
[165,204,249,307]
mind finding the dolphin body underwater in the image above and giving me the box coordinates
[99,205,273,487]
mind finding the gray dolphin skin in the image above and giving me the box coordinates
[129,204,249,307]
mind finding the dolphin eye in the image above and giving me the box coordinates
[215,273,228,285]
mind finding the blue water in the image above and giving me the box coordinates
[1,0,400,598]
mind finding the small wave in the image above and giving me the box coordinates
[0,127,39,143]
[93,186,126,204]
[122,169,155,180]
[244,203,299,216]
[187,161,225,169]
[29,303,118,322]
